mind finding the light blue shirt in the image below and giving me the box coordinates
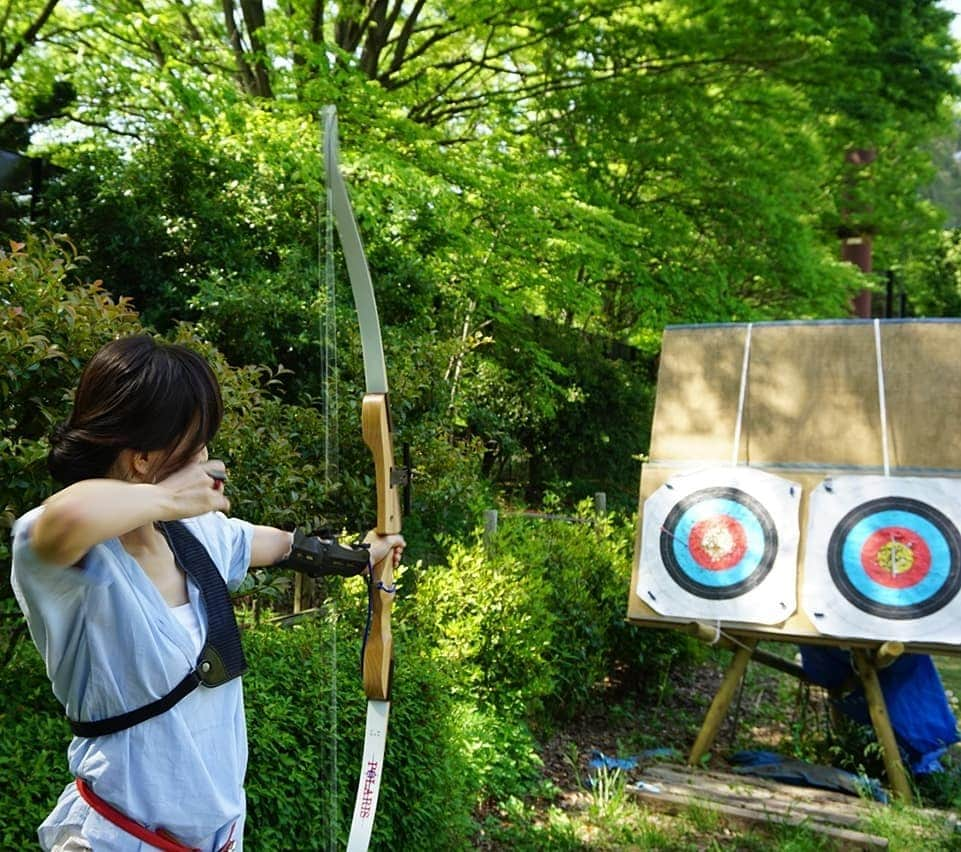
[12,507,254,851]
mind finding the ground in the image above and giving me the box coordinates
[542,653,732,792]
[478,650,961,850]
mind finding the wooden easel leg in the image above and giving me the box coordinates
[851,649,913,803]
[688,640,757,765]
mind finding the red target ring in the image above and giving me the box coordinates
[689,515,748,570]
[860,526,931,589]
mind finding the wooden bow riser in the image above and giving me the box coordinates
[361,392,401,700]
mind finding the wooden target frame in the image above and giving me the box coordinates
[626,320,961,799]
[629,318,961,655]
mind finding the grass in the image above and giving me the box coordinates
[934,654,961,703]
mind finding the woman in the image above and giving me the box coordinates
[11,335,403,851]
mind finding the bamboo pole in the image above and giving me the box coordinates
[686,624,812,682]
[875,641,904,670]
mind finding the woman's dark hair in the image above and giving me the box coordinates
[48,336,224,485]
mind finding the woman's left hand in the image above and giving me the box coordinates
[363,531,406,569]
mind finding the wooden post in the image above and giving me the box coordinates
[293,571,303,614]
[483,509,498,549]
[851,648,913,802]
[689,639,757,765]
[593,492,607,516]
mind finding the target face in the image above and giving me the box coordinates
[638,467,800,624]
[660,487,778,599]
[827,497,961,619]
[803,476,961,643]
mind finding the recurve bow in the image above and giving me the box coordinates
[322,105,403,852]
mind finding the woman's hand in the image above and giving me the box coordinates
[156,459,231,520]
[363,531,406,569]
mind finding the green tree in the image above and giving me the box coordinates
[3,0,958,501]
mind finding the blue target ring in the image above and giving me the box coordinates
[660,487,778,599]
[828,497,961,619]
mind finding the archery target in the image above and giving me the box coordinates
[803,476,961,642]
[638,467,800,623]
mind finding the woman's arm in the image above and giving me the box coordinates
[31,461,230,568]
[249,526,295,567]
[249,527,406,570]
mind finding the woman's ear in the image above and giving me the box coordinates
[117,448,154,482]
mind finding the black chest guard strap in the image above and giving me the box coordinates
[160,520,248,686]
[68,521,247,738]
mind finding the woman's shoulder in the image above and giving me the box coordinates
[11,503,117,589]
[12,504,45,540]
[180,511,250,539]
[179,512,254,559]
[178,513,254,588]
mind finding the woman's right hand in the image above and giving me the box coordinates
[156,459,231,520]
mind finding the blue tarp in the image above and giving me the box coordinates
[588,747,682,773]
[729,749,888,802]
[799,646,959,774]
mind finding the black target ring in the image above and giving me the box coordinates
[827,496,961,619]
[659,486,778,600]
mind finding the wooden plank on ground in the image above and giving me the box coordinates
[647,765,881,813]
[644,764,958,830]
[642,767,867,828]
[629,785,889,849]
[628,763,890,849]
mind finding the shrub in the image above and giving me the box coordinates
[0,638,72,849]
[0,234,143,552]
[409,502,693,732]
[226,615,482,850]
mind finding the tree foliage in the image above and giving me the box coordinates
[1,0,958,502]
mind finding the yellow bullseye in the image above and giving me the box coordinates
[701,521,736,562]
[875,540,914,576]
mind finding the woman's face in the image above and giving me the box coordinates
[149,438,209,483]
[115,427,209,484]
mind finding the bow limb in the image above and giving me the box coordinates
[323,105,403,851]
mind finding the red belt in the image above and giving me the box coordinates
[75,778,236,851]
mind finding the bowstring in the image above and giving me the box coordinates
[320,113,341,852]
